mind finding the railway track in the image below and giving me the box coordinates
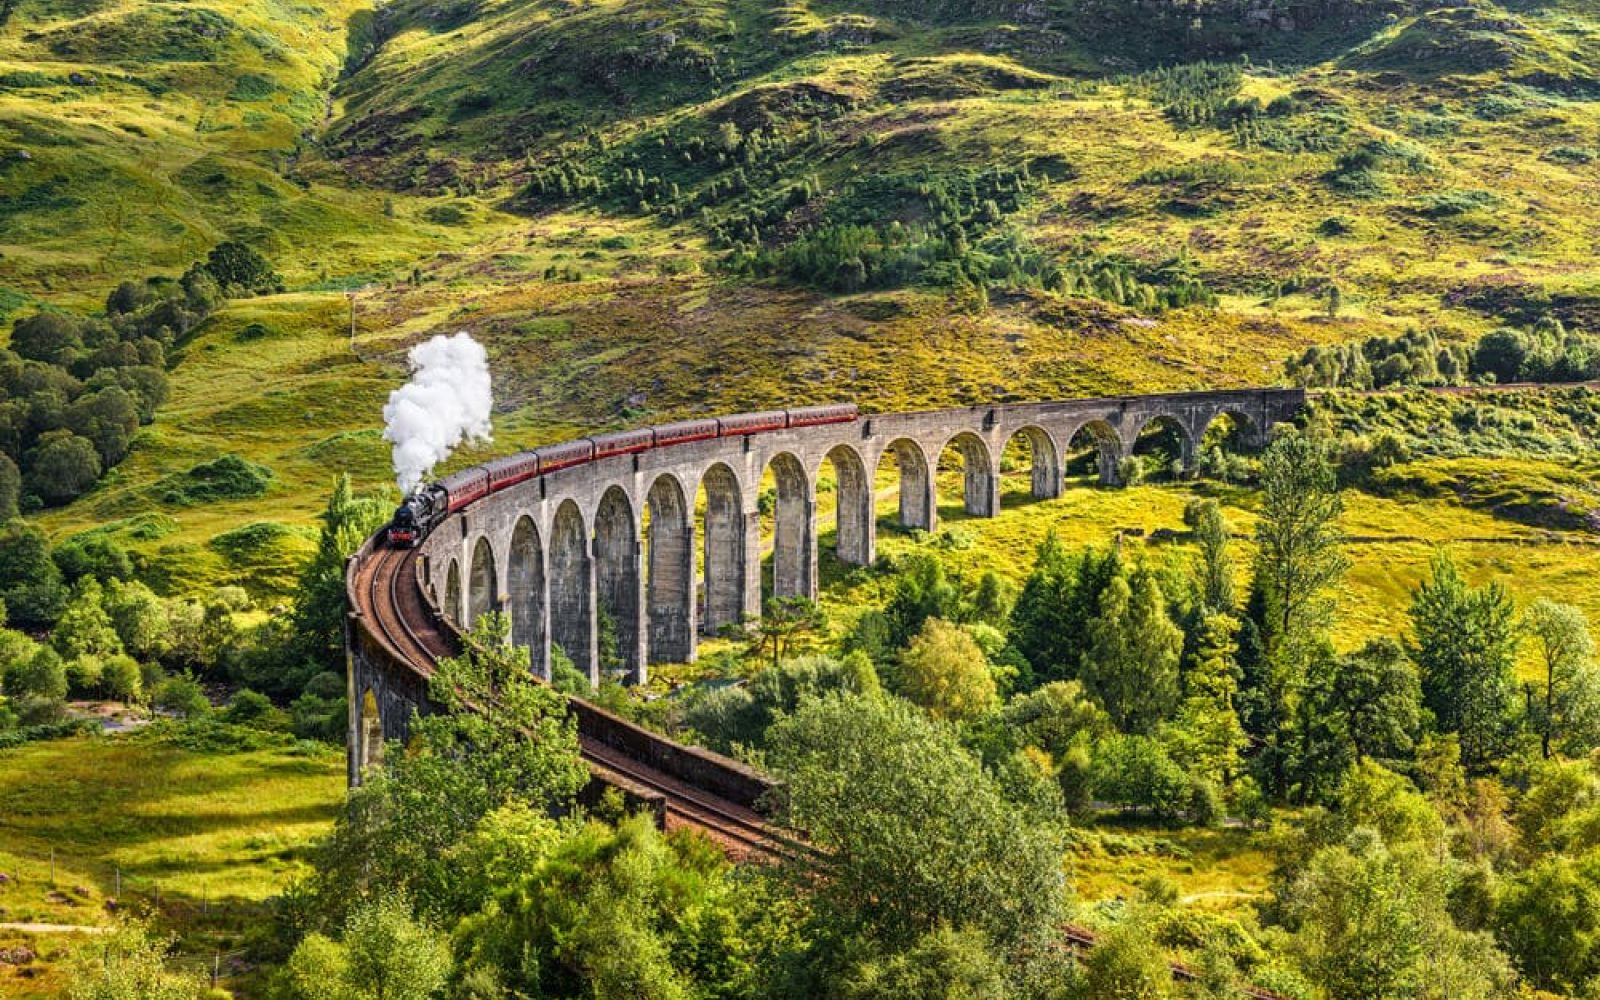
[351,544,797,860]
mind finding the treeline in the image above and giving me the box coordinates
[1286,317,1600,389]
[0,241,281,511]
[0,474,387,745]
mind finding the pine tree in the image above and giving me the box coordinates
[293,475,392,667]
[1172,612,1247,785]
[1409,550,1517,769]
[1081,566,1182,734]
[1185,497,1236,613]
[1244,432,1347,796]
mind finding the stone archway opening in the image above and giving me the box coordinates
[999,425,1061,509]
[549,499,595,685]
[594,486,643,683]
[508,516,546,677]
[874,439,934,536]
[1197,410,1261,483]
[443,558,462,627]
[467,535,497,629]
[1065,421,1121,486]
[645,474,694,665]
[697,463,747,636]
[935,432,997,520]
[1129,415,1192,483]
[824,444,872,569]
[760,452,813,603]
[359,688,384,770]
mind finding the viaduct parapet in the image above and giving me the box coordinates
[383,388,1300,700]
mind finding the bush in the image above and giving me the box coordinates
[64,655,102,697]
[1091,734,1192,820]
[102,653,142,704]
[221,688,289,730]
[199,240,281,295]
[1188,776,1225,827]
[157,454,273,505]
[53,533,133,584]
[153,672,209,718]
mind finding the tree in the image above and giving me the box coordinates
[1185,498,1236,613]
[1409,551,1517,769]
[287,894,451,1000]
[1091,733,1193,819]
[1002,679,1109,761]
[66,921,207,1000]
[1525,598,1600,758]
[1009,535,1120,683]
[3,644,68,703]
[1283,832,1513,1000]
[1250,432,1347,662]
[897,618,998,723]
[884,554,964,647]
[1170,613,1247,786]
[201,240,280,295]
[52,578,124,661]
[1471,329,1528,384]
[0,518,68,627]
[1295,639,1420,796]
[64,386,139,467]
[10,311,84,366]
[53,533,132,584]
[292,475,391,668]
[1492,853,1600,994]
[764,693,1065,954]
[1243,432,1347,796]
[1080,567,1182,734]
[102,579,168,660]
[749,596,825,672]
[101,654,142,705]
[0,452,18,520]
[453,815,781,1000]
[305,614,588,924]
[25,429,101,505]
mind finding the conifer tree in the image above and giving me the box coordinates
[1409,551,1517,769]
[1081,566,1182,734]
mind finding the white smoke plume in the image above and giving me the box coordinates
[383,332,493,495]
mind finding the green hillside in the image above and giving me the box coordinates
[1,0,1598,585]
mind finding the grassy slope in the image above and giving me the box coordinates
[1,0,1594,583]
[0,732,343,997]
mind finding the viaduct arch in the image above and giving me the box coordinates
[348,388,1303,760]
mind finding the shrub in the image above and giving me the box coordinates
[157,454,272,505]
[153,672,209,718]
[1091,734,1191,820]
[102,654,142,704]
[199,240,281,295]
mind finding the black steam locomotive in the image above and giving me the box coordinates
[386,403,857,548]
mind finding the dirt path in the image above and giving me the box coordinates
[0,922,112,935]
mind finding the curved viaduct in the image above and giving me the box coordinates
[345,388,1303,842]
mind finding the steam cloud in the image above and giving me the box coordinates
[383,332,493,495]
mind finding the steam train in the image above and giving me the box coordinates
[386,403,858,548]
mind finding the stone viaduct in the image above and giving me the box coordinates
[402,388,1304,689]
